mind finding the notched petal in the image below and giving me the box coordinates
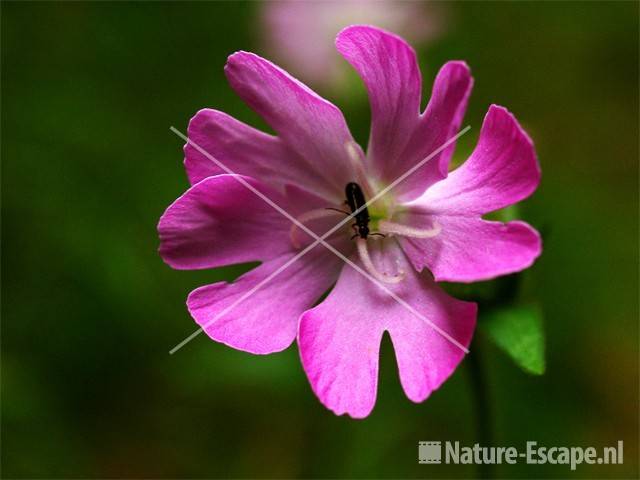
[298,242,476,417]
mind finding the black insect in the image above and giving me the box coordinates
[327,182,386,240]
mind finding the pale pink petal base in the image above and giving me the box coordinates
[298,241,476,418]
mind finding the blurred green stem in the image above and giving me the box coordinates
[468,340,492,479]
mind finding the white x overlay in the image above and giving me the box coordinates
[168,125,471,355]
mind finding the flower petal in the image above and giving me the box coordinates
[225,51,361,201]
[184,109,308,189]
[387,275,477,404]
[399,61,473,199]
[188,248,341,354]
[416,105,540,215]
[398,215,542,282]
[158,175,291,270]
[336,25,421,178]
[336,26,472,199]
[298,241,476,418]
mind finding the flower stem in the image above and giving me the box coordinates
[468,340,493,478]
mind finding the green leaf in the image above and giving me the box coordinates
[480,304,546,375]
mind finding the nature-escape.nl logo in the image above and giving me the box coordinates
[418,440,624,470]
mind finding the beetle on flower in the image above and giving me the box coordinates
[158,25,541,418]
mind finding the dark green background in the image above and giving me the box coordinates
[2,1,638,478]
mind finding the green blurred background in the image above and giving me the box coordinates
[2,1,638,478]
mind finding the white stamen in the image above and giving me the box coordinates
[379,220,442,239]
[345,140,375,199]
[356,238,405,284]
[290,208,345,249]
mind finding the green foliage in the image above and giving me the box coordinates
[480,304,545,375]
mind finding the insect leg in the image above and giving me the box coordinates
[325,207,351,216]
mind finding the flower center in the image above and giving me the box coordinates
[287,143,442,283]
[366,192,395,233]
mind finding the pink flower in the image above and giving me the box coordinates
[260,0,445,91]
[158,26,541,418]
